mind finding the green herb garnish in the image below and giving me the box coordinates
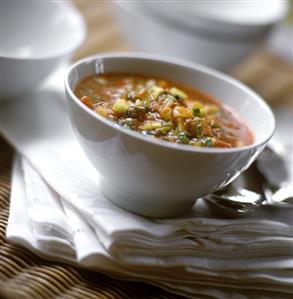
[178,132,190,144]
[192,107,201,117]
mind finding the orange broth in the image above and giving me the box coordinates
[75,74,253,148]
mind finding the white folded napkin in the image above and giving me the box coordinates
[1,68,293,299]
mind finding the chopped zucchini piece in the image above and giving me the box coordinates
[112,98,130,114]
[155,125,172,135]
[139,121,162,131]
[149,85,164,100]
[169,87,187,100]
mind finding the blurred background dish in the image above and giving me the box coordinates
[0,0,86,100]
[113,0,288,70]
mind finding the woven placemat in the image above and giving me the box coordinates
[1,2,292,298]
[0,137,181,299]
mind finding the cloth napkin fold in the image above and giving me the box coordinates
[1,68,293,299]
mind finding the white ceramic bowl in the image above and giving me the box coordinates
[65,53,275,218]
[0,1,85,100]
[113,1,287,70]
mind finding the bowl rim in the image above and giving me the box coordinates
[1,1,86,60]
[65,52,275,154]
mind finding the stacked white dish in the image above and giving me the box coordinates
[114,0,288,70]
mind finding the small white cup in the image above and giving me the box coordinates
[1,1,85,100]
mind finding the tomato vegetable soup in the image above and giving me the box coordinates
[75,74,253,148]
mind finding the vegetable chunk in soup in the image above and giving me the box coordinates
[75,74,253,148]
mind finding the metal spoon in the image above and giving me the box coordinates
[204,184,263,217]
[204,145,293,217]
